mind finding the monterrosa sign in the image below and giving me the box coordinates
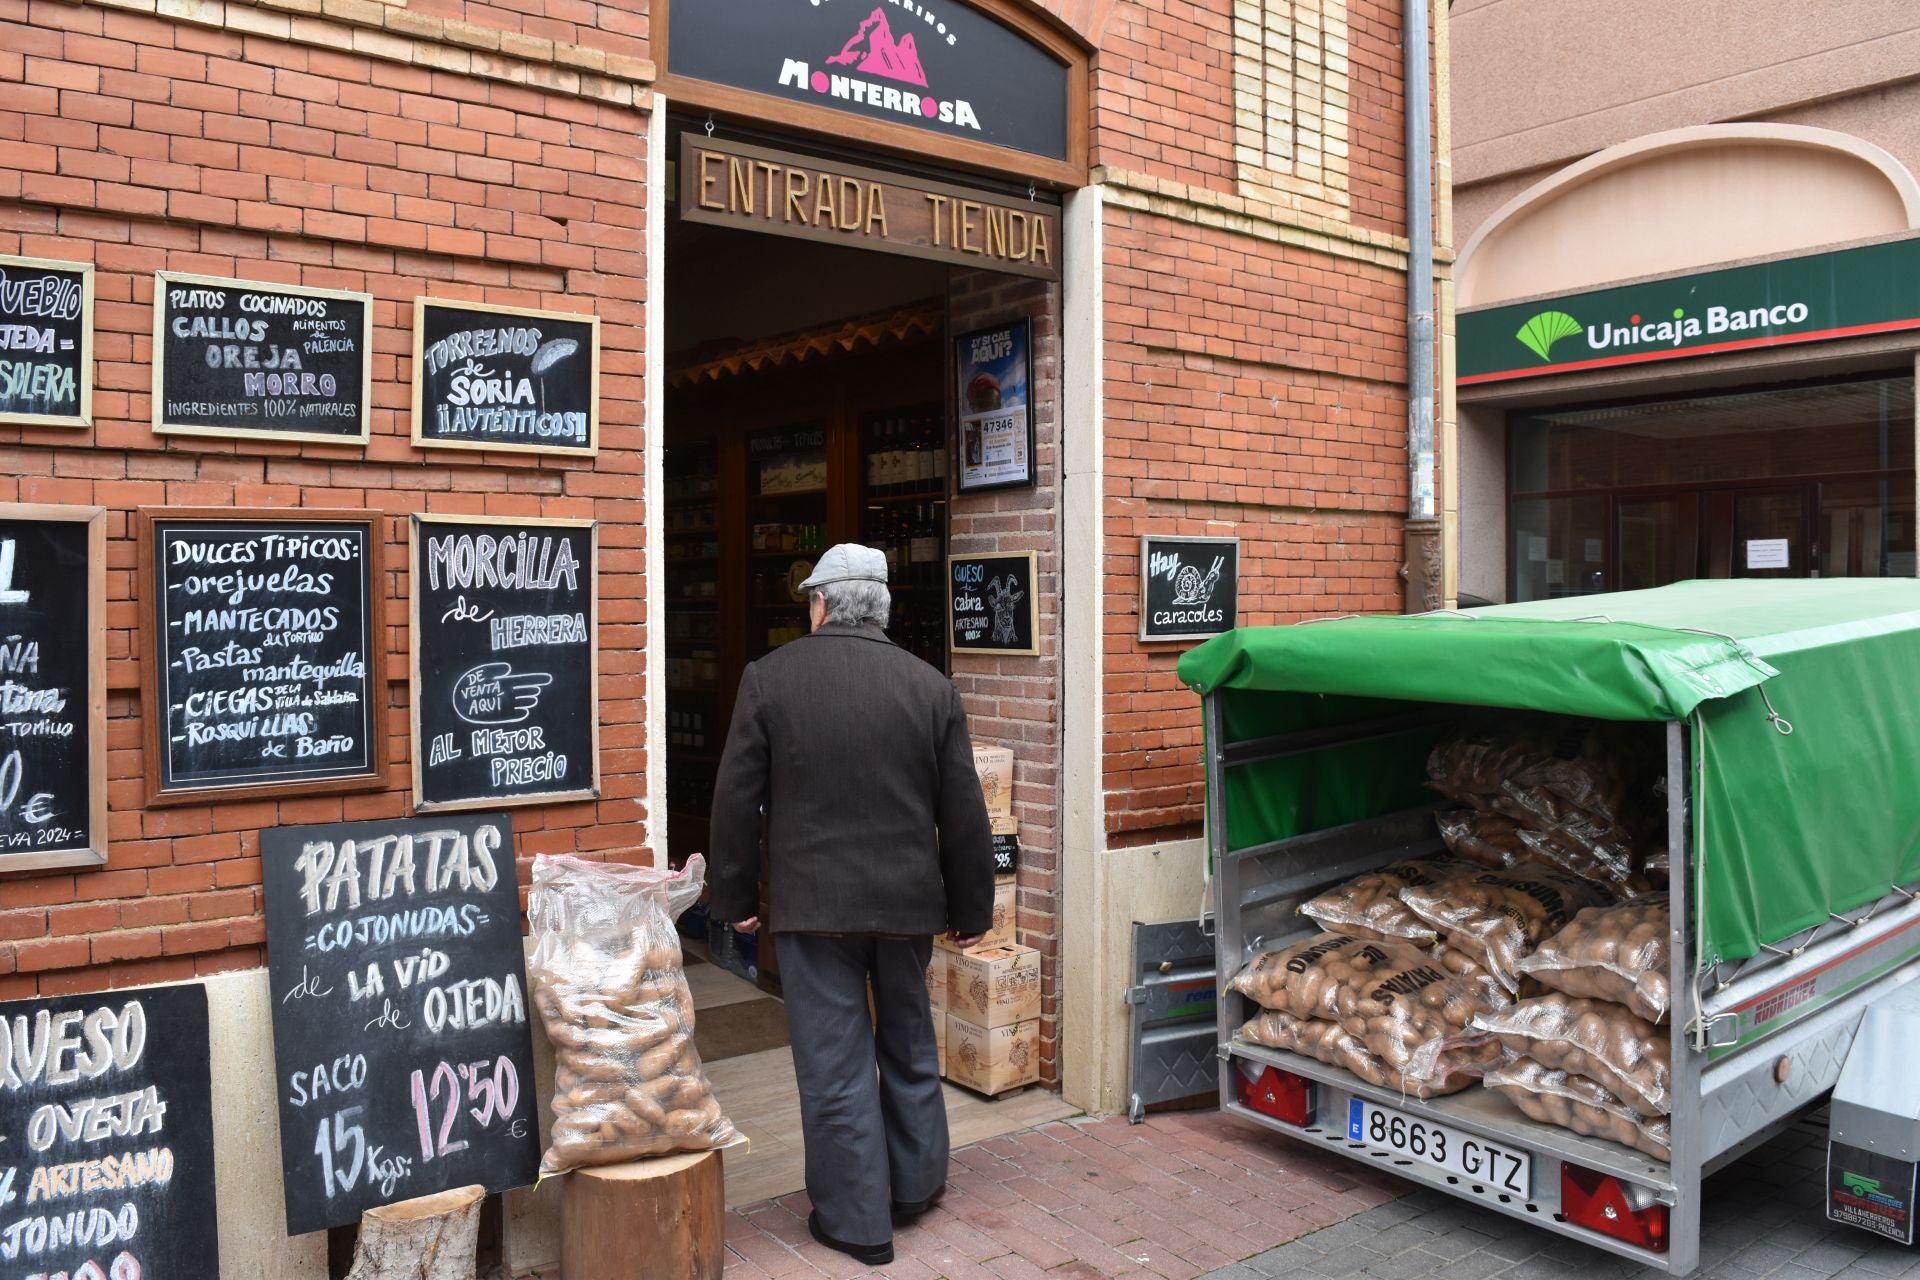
[681,136,1059,280]
[667,0,1071,163]
[1458,236,1920,385]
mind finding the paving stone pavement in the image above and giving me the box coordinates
[1201,1112,1920,1280]
[719,1111,1407,1279]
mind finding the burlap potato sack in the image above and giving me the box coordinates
[1515,896,1671,1022]
[1472,994,1671,1117]
[1484,1057,1670,1161]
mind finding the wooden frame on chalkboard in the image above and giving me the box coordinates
[946,550,1039,657]
[137,507,391,807]
[1138,534,1239,642]
[0,255,94,429]
[150,271,374,445]
[409,513,602,812]
[0,503,108,873]
[410,297,602,457]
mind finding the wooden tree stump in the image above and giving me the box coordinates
[345,1184,485,1280]
[561,1149,727,1280]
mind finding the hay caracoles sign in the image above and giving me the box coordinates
[681,136,1060,282]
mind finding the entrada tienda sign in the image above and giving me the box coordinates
[1459,236,1920,385]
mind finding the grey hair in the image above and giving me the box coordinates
[813,579,891,628]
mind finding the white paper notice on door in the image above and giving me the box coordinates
[1746,538,1790,570]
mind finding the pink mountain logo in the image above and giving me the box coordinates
[826,8,928,87]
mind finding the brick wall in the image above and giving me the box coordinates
[947,266,1064,1086]
[0,0,653,997]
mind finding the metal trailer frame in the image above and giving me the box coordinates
[1207,705,1920,1275]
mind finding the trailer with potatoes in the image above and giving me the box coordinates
[1182,581,1920,1274]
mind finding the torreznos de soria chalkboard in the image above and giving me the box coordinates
[411,516,599,811]
[261,813,541,1236]
[139,509,389,805]
[0,255,93,427]
[948,551,1038,656]
[0,983,221,1279]
[412,298,599,456]
[152,272,372,444]
[0,506,107,872]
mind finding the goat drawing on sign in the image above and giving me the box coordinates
[986,575,1024,647]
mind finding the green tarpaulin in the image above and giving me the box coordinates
[1179,579,1920,964]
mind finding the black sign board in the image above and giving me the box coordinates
[1829,1141,1918,1245]
[412,298,599,456]
[261,813,541,1235]
[411,515,599,811]
[1139,536,1239,641]
[139,509,388,806]
[991,831,1018,875]
[948,550,1036,656]
[0,983,221,1279]
[152,272,372,444]
[0,255,92,427]
[0,506,107,872]
[666,0,1072,164]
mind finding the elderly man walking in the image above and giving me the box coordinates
[709,542,996,1266]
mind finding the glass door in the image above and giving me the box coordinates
[1616,494,1699,591]
[1730,486,1812,579]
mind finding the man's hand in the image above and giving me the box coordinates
[734,917,760,935]
[949,932,983,950]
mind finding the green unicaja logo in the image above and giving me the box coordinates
[1515,310,1582,362]
[1843,1172,1883,1197]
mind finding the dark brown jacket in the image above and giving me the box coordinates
[707,621,996,936]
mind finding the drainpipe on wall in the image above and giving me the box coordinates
[1401,0,1443,613]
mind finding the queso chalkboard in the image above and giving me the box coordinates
[1139,535,1238,641]
[412,298,599,456]
[261,813,541,1236]
[411,515,599,811]
[152,272,372,444]
[0,505,107,872]
[0,254,93,427]
[948,551,1038,656]
[139,509,389,805]
[0,983,221,1278]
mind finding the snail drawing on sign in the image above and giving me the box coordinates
[1171,555,1225,607]
[986,575,1024,647]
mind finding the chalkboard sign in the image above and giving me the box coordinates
[0,254,92,427]
[411,515,599,811]
[261,813,541,1235]
[948,551,1037,656]
[152,272,372,444]
[412,298,599,456]
[1139,535,1239,641]
[0,505,107,872]
[0,983,221,1278]
[139,509,389,805]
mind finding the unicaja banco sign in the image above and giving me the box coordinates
[667,0,1072,163]
[1459,237,1920,385]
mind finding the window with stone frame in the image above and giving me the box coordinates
[1232,0,1352,211]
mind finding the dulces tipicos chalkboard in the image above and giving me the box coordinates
[411,298,599,456]
[0,505,107,871]
[0,255,92,427]
[411,515,599,811]
[152,272,372,444]
[139,509,389,805]
[0,983,221,1279]
[260,813,541,1235]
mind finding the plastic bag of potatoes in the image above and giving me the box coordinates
[1434,810,1526,867]
[1299,858,1488,947]
[1484,1057,1671,1161]
[1515,896,1671,1022]
[1398,865,1617,994]
[1328,951,1511,1088]
[1237,1009,1485,1098]
[529,853,739,1174]
[1472,994,1670,1117]
[1230,932,1430,1022]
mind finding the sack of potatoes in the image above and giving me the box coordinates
[1328,951,1511,1089]
[1237,1008,1481,1098]
[528,853,740,1174]
[1229,932,1431,1022]
[1471,993,1671,1117]
[1299,858,1488,947]
[1484,1056,1671,1161]
[1398,864,1618,995]
[1515,895,1671,1022]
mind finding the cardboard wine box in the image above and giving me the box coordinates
[936,878,1016,952]
[972,744,1015,816]
[946,944,1040,1028]
[926,951,948,1010]
[934,1012,948,1075]
[945,1014,1039,1096]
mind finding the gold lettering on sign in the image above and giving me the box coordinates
[698,151,725,211]
[785,170,810,223]
[959,200,981,254]
[868,188,889,237]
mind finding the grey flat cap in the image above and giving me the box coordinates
[797,542,889,590]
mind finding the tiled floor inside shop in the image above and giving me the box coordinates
[685,948,1081,1208]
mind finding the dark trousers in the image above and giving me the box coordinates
[776,932,949,1247]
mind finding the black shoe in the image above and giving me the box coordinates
[891,1185,946,1224]
[808,1211,894,1266]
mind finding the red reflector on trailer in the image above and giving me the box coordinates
[1561,1163,1668,1253]
[1237,1063,1312,1126]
